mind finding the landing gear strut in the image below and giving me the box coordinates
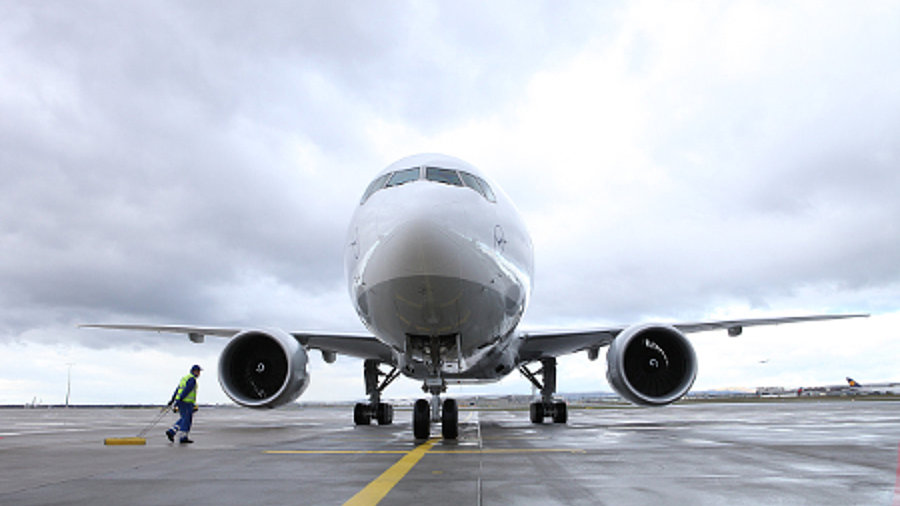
[412,378,458,439]
[353,359,400,426]
[519,357,568,424]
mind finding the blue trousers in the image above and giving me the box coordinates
[171,400,194,435]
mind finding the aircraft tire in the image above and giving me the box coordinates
[354,402,371,425]
[552,402,567,424]
[413,399,430,439]
[376,403,393,425]
[441,398,458,439]
[529,402,544,424]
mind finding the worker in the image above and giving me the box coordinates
[165,364,201,444]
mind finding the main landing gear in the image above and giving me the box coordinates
[353,359,400,426]
[519,357,568,424]
[413,378,458,440]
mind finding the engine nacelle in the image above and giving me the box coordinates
[606,324,697,406]
[218,329,309,409]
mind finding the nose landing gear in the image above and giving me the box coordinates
[413,378,458,440]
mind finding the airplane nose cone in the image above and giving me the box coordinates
[354,218,470,343]
[374,219,462,281]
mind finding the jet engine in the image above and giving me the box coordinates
[606,324,697,406]
[218,329,309,408]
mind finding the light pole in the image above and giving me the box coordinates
[65,363,74,408]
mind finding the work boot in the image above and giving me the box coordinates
[179,438,194,444]
[165,429,175,442]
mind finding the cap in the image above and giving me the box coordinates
[191,364,202,372]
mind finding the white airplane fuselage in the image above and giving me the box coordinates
[345,154,534,382]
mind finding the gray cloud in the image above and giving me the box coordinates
[514,3,900,325]
[0,1,626,343]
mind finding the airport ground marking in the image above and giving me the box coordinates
[266,450,412,455]
[342,437,439,506]
[429,448,584,454]
[265,448,585,456]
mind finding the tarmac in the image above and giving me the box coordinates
[1,399,899,505]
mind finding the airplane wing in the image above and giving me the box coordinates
[291,332,394,363]
[83,313,867,365]
[79,324,394,362]
[516,327,618,361]
[516,313,868,361]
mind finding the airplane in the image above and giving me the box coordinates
[844,378,900,394]
[83,153,867,440]
[796,377,900,396]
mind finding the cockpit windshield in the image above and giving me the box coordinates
[425,166,463,186]
[386,167,421,188]
[360,165,496,205]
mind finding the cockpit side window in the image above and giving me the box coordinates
[425,166,463,187]
[476,174,496,202]
[460,171,497,203]
[360,173,391,205]
[385,167,421,188]
[459,171,483,197]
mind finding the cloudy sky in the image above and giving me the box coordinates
[1,2,898,406]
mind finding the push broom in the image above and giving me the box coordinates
[104,405,171,446]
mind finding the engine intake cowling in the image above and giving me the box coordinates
[218,329,309,409]
[606,324,697,406]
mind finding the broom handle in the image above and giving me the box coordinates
[137,405,171,438]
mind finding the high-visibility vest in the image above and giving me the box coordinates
[176,374,198,405]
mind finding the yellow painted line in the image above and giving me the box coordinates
[265,448,585,456]
[429,448,585,454]
[482,435,548,440]
[266,450,411,455]
[343,437,439,506]
[324,437,400,441]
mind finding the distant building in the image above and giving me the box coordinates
[756,387,787,397]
